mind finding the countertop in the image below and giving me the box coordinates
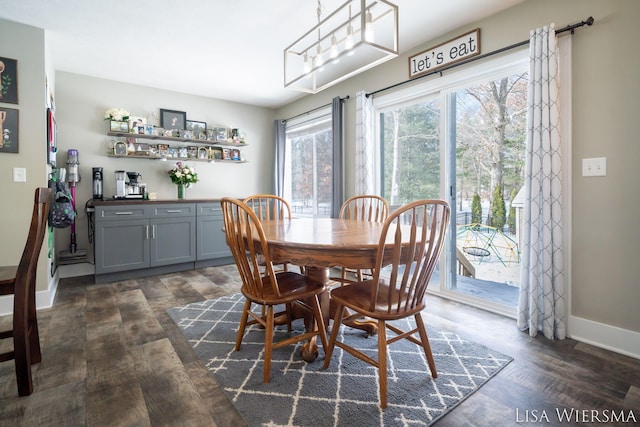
[90,198,224,206]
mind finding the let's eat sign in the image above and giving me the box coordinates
[408,29,480,79]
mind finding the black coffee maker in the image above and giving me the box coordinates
[92,167,103,199]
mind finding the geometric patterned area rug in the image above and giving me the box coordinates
[167,293,513,427]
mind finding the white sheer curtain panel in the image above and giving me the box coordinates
[517,23,566,340]
[355,91,375,195]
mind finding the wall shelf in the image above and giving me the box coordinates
[107,131,248,148]
[107,154,246,163]
[106,131,248,163]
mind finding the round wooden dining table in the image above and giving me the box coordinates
[258,217,393,361]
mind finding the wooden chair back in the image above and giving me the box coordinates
[370,199,450,316]
[339,195,389,223]
[0,187,52,396]
[221,197,279,299]
[243,194,291,221]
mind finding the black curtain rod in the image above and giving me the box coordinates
[366,16,594,98]
[282,95,350,123]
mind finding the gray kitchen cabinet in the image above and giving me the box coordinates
[196,202,231,262]
[149,204,196,267]
[94,200,232,283]
[94,205,150,275]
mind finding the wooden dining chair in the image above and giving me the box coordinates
[221,197,328,383]
[0,187,52,396]
[323,199,450,408]
[332,195,389,285]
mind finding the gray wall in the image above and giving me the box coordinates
[54,72,276,260]
[277,0,640,337]
[0,19,51,295]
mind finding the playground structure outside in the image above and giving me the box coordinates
[457,223,521,287]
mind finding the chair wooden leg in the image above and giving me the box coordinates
[415,313,437,378]
[311,295,328,351]
[28,278,42,364]
[322,302,344,369]
[235,299,252,351]
[264,305,274,383]
[377,319,388,409]
[14,332,34,396]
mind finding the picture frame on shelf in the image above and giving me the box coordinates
[186,120,206,134]
[213,126,228,141]
[210,147,223,160]
[110,120,129,133]
[129,116,147,134]
[206,129,217,141]
[198,147,208,160]
[0,57,18,104]
[0,107,19,153]
[187,146,198,158]
[160,109,186,130]
[113,141,127,156]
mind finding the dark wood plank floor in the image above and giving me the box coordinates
[1,265,638,426]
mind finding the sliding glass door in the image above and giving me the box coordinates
[375,51,528,314]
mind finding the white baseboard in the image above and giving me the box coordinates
[0,273,59,317]
[569,315,640,360]
[0,262,95,316]
[58,262,94,278]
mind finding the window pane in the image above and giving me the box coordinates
[285,115,333,217]
[380,99,441,207]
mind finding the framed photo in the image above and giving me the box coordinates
[0,57,18,104]
[198,147,208,160]
[186,120,207,133]
[129,116,146,134]
[46,108,56,165]
[160,109,186,130]
[210,147,223,160]
[214,126,228,141]
[0,107,18,153]
[187,146,198,158]
[113,141,127,156]
[110,121,129,133]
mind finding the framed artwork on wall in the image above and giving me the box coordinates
[47,108,57,165]
[0,57,18,104]
[160,109,186,130]
[0,107,18,153]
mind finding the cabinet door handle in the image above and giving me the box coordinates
[115,211,134,215]
[166,209,182,213]
[145,225,149,240]
[152,224,156,239]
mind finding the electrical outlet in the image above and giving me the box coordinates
[582,157,607,177]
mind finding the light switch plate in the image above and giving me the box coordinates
[13,167,27,182]
[582,157,607,177]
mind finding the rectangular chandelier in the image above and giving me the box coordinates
[284,0,398,94]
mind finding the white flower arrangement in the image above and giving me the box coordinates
[167,162,199,186]
[104,107,130,122]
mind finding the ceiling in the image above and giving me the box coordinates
[0,0,524,109]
